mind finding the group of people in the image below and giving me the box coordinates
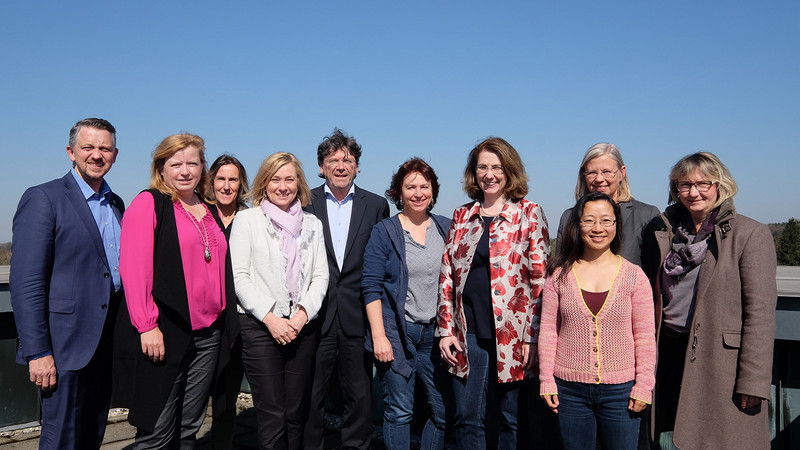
[9,117,777,450]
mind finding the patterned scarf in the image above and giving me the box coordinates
[261,199,304,305]
[663,209,718,278]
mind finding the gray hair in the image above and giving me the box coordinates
[69,118,116,148]
[574,142,632,202]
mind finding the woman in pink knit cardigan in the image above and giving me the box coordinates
[538,192,656,450]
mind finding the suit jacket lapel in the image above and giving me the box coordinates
[621,201,634,223]
[111,195,124,223]
[310,186,339,275]
[342,186,366,266]
[63,173,109,269]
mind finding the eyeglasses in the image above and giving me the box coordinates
[677,181,715,193]
[323,157,356,168]
[583,168,620,180]
[580,218,617,228]
[476,165,505,175]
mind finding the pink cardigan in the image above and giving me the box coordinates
[538,256,656,403]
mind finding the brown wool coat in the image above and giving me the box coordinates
[644,199,776,450]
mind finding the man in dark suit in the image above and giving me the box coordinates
[10,118,124,449]
[303,129,390,450]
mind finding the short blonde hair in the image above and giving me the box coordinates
[668,152,737,207]
[249,152,311,207]
[463,137,529,202]
[150,133,207,201]
[574,143,632,202]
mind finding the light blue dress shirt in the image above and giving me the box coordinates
[71,169,122,291]
[324,183,355,269]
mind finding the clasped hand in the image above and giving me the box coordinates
[264,309,307,345]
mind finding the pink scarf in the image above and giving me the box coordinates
[261,199,304,305]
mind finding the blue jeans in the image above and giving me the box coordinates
[555,378,640,450]
[377,321,446,450]
[449,334,521,450]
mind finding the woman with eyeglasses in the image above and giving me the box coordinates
[539,192,656,450]
[558,143,660,267]
[643,152,776,450]
[437,137,550,449]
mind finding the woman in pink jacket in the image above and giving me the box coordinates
[538,192,656,450]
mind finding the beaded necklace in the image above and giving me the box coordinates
[183,202,211,262]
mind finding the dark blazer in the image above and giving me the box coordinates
[361,213,450,377]
[11,172,124,370]
[304,184,390,337]
[558,198,660,267]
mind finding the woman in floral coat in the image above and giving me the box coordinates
[436,137,550,449]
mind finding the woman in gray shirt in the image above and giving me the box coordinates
[362,158,450,450]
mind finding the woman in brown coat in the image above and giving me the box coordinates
[644,152,776,449]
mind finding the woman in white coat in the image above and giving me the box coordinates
[229,152,328,450]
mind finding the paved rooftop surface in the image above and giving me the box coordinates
[0,401,392,449]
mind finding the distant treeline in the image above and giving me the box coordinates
[0,242,10,265]
[769,223,785,242]
[773,219,800,266]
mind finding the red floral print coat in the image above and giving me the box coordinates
[436,199,550,383]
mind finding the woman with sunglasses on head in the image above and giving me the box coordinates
[539,191,656,450]
[558,143,660,267]
[643,152,776,450]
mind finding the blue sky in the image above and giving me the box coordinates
[1,1,797,242]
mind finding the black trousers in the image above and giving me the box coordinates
[211,333,244,450]
[240,314,318,450]
[304,315,373,450]
[654,325,689,434]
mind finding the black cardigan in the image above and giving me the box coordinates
[112,189,236,432]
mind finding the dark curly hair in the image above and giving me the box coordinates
[385,157,440,212]
[316,128,362,168]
